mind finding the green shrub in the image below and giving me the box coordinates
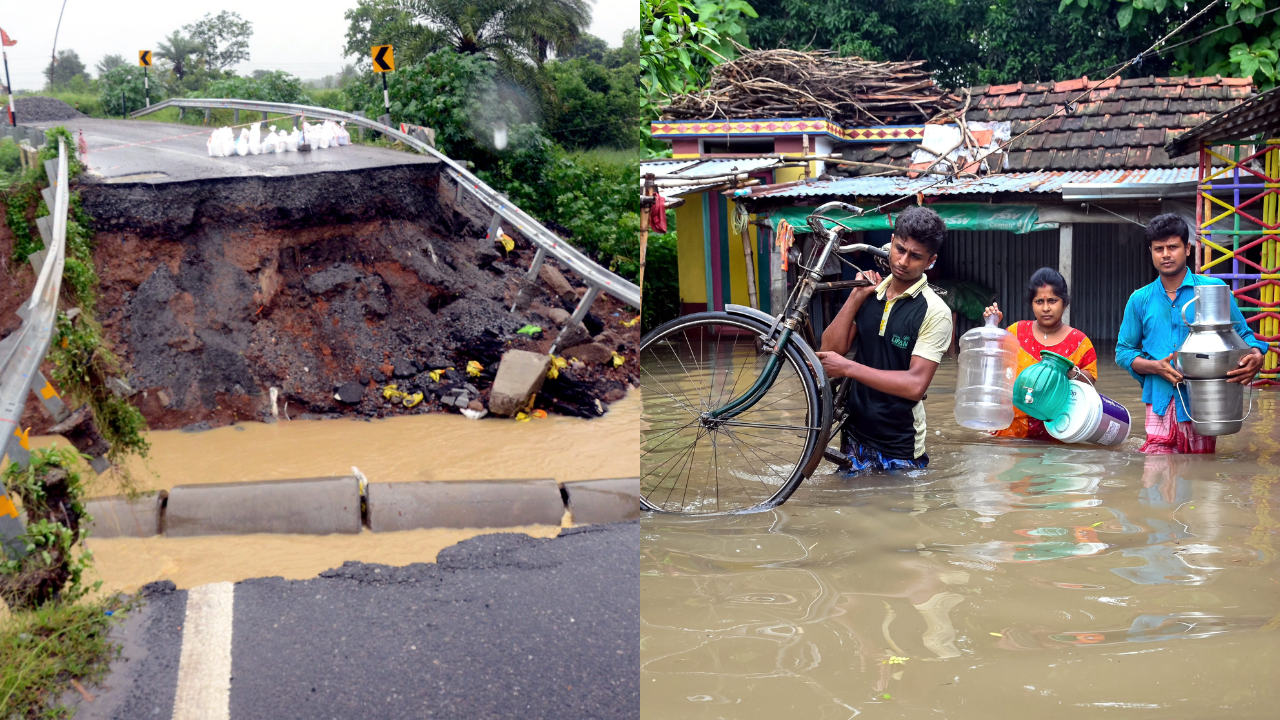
[198,70,310,104]
[0,138,20,175]
[541,59,645,150]
[97,66,161,117]
[641,229,680,332]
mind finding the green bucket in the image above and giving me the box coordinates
[1013,350,1074,421]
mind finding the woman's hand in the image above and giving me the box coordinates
[983,303,1003,324]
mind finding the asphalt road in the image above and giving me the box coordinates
[29,117,436,185]
[69,523,639,719]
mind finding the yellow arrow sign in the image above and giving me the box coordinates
[372,45,395,73]
[139,50,152,67]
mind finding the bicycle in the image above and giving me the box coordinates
[640,201,894,515]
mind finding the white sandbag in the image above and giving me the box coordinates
[337,122,351,145]
[285,127,300,152]
[220,127,235,157]
[207,132,218,157]
[235,129,249,156]
[248,121,262,154]
[264,126,279,154]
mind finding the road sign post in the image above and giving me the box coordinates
[371,45,395,124]
[139,50,152,107]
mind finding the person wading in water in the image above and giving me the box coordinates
[982,267,1099,441]
[816,206,953,472]
[1116,213,1267,454]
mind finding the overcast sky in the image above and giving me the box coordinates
[2,0,639,91]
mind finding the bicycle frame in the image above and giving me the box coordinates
[705,201,882,423]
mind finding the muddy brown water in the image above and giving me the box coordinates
[12,391,637,599]
[641,355,1280,718]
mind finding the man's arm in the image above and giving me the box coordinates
[818,354,940,403]
[820,271,881,355]
[1115,292,1174,383]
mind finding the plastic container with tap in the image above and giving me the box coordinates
[954,313,1019,430]
[1013,350,1074,421]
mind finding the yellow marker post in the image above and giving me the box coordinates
[371,45,395,120]
[138,50,153,107]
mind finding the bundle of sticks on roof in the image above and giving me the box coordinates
[662,45,958,126]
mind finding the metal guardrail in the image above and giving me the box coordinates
[0,139,70,552]
[130,98,641,316]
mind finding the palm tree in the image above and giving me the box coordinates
[155,31,205,81]
[399,0,592,66]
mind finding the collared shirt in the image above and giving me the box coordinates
[1116,271,1267,421]
[846,273,952,459]
[872,274,952,363]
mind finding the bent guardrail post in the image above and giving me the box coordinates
[0,139,70,557]
[129,99,641,344]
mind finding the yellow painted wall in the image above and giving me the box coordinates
[675,194,707,306]
[724,198,762,308]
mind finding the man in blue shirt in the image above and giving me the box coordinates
[1116,214,1267,454]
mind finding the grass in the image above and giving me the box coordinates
[566,147,643,170]
[0,596,126,718]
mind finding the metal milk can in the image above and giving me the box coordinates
[1174,284,1252,436]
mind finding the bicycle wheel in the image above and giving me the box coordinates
[640,312,823,515]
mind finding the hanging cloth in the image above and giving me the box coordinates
[649,193,668,234]
[775,219,795,271]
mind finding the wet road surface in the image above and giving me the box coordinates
[30,117,435,184]
[641,353,1280,718]
[73,524,639,719]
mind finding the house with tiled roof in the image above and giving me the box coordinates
[643,73,1255,344]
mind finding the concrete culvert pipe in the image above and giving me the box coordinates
[365,479,565,532]
[164,476,362,536]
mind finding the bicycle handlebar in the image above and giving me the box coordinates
[838,243,889,259]
[806,201,865,236]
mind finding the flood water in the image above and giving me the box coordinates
[29,390,639,496]
[21,391,637,598]
[641,355,1280,718]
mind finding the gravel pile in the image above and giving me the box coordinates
[12,96,85,123]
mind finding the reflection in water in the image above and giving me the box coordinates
[642,358,1280,718]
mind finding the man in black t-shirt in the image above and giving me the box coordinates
[816,206,952,472]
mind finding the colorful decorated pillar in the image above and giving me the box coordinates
[1196,138,1280,385]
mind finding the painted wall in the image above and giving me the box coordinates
[675,193,707,314]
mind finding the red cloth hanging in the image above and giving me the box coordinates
[649,193,667,234]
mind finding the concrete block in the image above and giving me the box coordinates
[563,479,640,525]
[489,350,550,416]
[11,125,26,142]
[538,264,577,301]
[366,479,564,531]
[165,476,361,537]
[84,492,166,538]
[30,129,44,148]
[34,215,51,246]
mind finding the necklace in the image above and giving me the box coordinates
[1041,324,1063,342]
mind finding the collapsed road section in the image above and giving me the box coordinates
[8,115,638,433]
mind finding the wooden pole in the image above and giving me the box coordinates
[638,174,655,303]
[736,202,759,309]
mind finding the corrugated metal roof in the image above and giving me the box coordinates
[639,156,783,179]
[738,167,1200,199]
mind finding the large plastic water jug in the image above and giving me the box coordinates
[954,314,1018,430]
[1013,350,1074,421]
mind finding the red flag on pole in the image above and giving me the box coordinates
[0,29,16,47]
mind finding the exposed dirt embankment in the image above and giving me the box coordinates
[10,162,637,433]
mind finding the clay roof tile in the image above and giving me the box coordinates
[1054,77,1089,93]
[1185,76,1219,87]
[1220,76,1253,86]
[988,82,1023,95]
[1156,85,1184,98]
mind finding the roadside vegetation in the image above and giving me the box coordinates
[0,447,126,719]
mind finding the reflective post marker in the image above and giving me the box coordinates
[139,50,152,107]
[371,45,395,123]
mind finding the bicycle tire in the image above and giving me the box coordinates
[639,311,824,514]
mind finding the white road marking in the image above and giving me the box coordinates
[172,582,235,720]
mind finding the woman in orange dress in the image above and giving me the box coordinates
[984,267,1098,441]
